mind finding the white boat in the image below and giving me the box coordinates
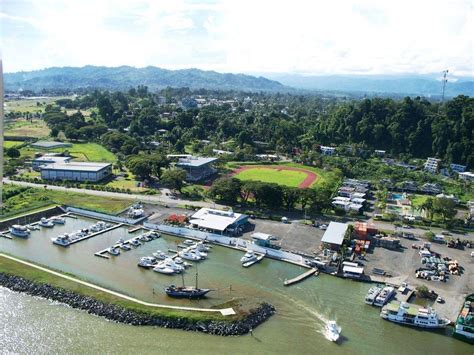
[27,224,40,231]
[174,257,184,264]
[130,238,141,247]
[52,234,71,246]
[373,286,395,307]
[242,254,264,268]
[381,301,450,328]
[51,216,66,225]
[107,247,120,256]
[9,225,30,238]
[365,286,383,305]
[153,250,168,260]
[162,258,185,273]
[183,239,195,246]
[119,243,131,251]
[179,251,201,261]
[193,249,207,259]
[39,218,54,228]
[190,243,210,253]
[325,321,341,342]
[138,256,157,268]
[240,250,257,264]
[153,262,176,275]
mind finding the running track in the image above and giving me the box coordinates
[231,165,318,188]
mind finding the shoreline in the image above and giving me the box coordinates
[0,272,275,336]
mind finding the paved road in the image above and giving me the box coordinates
[3,179,225,210]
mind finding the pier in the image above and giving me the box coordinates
[284,268,319,286]
[66,223,123,246]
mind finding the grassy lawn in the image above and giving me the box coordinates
[5,96,74,114]
[20,142,117,163]
[234,167,308,187]
[3,140,22,149]
[107,179,147,192]
[4,119,50,138]
[0,255,237,322]
[411,194,429,208]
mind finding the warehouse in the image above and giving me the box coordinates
[32,155,72,170]
[40,162,112,182]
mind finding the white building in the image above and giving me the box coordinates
[189,208,249,235]
[459,172,474,182]
[320,146,336,156]
[32,155,71,170]
[41,162,112,182]
[321,222,349,249]
[424,157,441,173]
[450,163,467,173]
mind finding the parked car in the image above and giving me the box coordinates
[319,224,328,230]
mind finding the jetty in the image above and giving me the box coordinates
[284,268,318,286]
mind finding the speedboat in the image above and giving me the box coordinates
[153,262,176,275]
[153,250,167,260]
[183,239,195,246]
[178,251,201,261]
[52,234,71,246]
[39,218,54,228]
[190,243,210,253]
[148,231,161,239]
[130,238,141,247]
[138,256,157,268]
[107,247,120,256]
[240,250,257,264]
[139,234,151,242]
[9,225,30,238]
[119,243,131,251]
[325,321,341,342]
[163,258,185,273]
[51,216,66,225]
[193,249,207,259]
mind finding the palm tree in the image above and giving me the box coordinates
[420,198,434,222]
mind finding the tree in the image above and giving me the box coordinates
[420,197,434,221]
[148,153,169,179]
[282,186,300,210]
[433,197,457,223]
[6,148,20,158]
[161,168,187,192]
[64,127,80,141]
[126,156,152,179]
[299,188,316,211]
[208,178,242,203]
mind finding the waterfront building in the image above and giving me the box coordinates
[321,222,349,250]
[40,162,112,182]
[189,208,248,235]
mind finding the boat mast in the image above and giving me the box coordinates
[181,271,185,287]
[195,263,198,289]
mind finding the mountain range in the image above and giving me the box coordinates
[4,66,473,97]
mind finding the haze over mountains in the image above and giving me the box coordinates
[4,65,473,97]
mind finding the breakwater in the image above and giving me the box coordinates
[0,273,275,336]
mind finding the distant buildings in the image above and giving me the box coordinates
[176,156,217,182]
[32,155,71,170]
[320,146,336,156]
[332,179,369,213]
[424,157,441,173]
[459,172,474,182]
[30,141,72,150]
[450,163,467,173]
[40,162,112,182]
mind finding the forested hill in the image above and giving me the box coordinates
[4,66,287,92]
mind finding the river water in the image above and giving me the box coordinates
[0,216,470,354]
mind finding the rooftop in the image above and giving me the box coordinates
[189,208,247,232]
[177,156,218,167]
[251,232,276,241]
[321,222,349,245]
[33,156,71,163]
[41,162,111,172]
[30,141,72,149]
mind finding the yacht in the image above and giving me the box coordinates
[183,239,195,246]
[162,258,185,273]
[240,250,257,264]
[165,266,211,299]
[365,286,383,305]
[9,225,30,238]
[373,286,395,307]
[138,256,157,269]
[130,238,142,247]
[107,247,120,256]
[139,234,151,242]
[153,250,167,260]
[381,301,450,329]
[193,249,207,259]
[325,321,341,342]
[153,262,176,275]
[51,216,66,225]
[52,234,71,247]
[190,243,210,253]
[144,231,160,240]
[174,257,184,264]
[39,218,54,228]
[179,251,201,261]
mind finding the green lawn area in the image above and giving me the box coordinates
[20,142,117,163]
[4,119,50,138]
[5,96,74,114]
[3,140,22,149]
[234,167,308,187]
[107,179,147,192]
[411,194,429,207]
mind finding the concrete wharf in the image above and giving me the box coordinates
[284,268,319,286]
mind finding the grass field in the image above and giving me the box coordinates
[5,96,75,114]
[3,140,22,149]
[234,167,310,187]
[4,119,50,138]
[20,142,117,162]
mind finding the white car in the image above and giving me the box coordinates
[471,251,474,257]
[319,224,328,230]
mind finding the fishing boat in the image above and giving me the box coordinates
[381,301,450,329]
[373,286,395,307]
[138,256,157,269]
[365,286,383,305]
[165,264,211,299]
[240,250,257,264]
[325,321,341,342]
[107,247,120,256]
[39,218,54,228]
[9,225,30,238]
[51,216,66,225]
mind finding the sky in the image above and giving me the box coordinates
[0,0,473,76]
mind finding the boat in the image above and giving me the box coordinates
[193,249,207,259]
[145,231,160,240]
[183,239,195,246]
[51,216,66,225]
[242,253,264,268]
[138,256,157,269]
[39,218,54,228]
[51,234,71,246]
[365,286,383,305]
[178,251,201,261]
[381,301,450,329]
[119,243,131,251]
[453,295,474,344]
[152,250,167,260]
[27,224,40,231]
[139,234,151,242]
[436,296,444,303]
[162,258,185,273]
[130,238,142,247]
[153,263,176,275]
[240,250,257,264]
[190,242,210,252]
[107,247,120,256]
[373,286,395,307]
[165,264,211,299]
[9,225,30,238]
[325,321,341,342]
[174,257,184,264]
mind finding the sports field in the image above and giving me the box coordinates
[232,165,318,188]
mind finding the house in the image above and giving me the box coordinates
[176,156,218,182]
[189,208,248,235]
[251,232,277,247]
[321,222,349,250]
[459,172,474,182]
[32,155,72,170]
[424,157,441,173]
[421,183,442,195]
[320,146,336,156]
[450,163,466,173]
[374,150,386,157]
[40,162,112,182]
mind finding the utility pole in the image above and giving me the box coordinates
[441,69,449,103]
[0,59,4,212]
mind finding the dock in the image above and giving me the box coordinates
[94,231,161,259]
[128,226,143,233]
[284,268,319,286]
[66,223,123,246]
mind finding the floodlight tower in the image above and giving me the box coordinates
[441,69,449,103]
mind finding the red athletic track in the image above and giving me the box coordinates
[231,165,318,188]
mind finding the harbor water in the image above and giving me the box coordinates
[0,216,470,353]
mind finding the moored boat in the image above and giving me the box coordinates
[373,286,395,307]
[39,218,54,228]
[138,256,157,268]
[51,234,71,246]
[453,295,474,344]
[51,216,66,225]
[381,301,450,329]
[179,251,201,261]
[240,250,257,264]
[365,286,383,305]
[153,263,176,275]
[107,247,120,256]
[165,264,211,299]
[9,225,30,238]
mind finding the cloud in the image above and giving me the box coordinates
[0,0,472,76]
